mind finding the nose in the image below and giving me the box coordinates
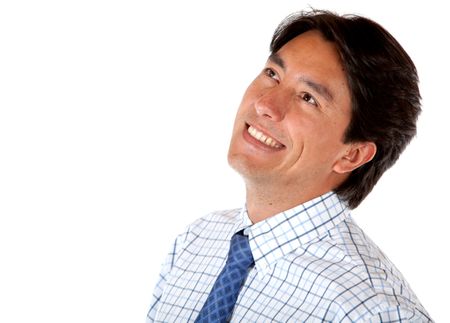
[254,87,288,122]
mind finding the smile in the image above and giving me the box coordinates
[247,125,284,149]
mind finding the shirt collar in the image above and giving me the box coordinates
[242,191,350,275]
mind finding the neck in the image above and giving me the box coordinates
[245,180,329,223]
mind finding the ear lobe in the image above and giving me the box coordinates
[333,142,377,174]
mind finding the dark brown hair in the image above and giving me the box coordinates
[270,10,421,208]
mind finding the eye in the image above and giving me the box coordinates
[263,67,278,81]
[300,92,318,107]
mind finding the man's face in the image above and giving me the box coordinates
[228,30,353,190]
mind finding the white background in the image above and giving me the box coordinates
[0,0,448,322]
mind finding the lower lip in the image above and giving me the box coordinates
[242,126,284,152]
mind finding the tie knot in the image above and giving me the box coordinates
[228,231,254,270]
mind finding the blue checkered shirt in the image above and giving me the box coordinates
[146,192,432,322]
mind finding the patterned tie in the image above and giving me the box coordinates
[195,230,254,323]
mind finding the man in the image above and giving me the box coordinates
[147,10,432,322]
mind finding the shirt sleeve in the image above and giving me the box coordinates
[145,231,188,323]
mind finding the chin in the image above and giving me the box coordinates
[227,151,244,173]
[228,151,251,176]
[228,152,270,183]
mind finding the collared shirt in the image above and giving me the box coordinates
[146,192,432,322]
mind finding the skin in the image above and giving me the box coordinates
[227,30,376,223]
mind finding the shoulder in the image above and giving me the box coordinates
[326,217,432,321]
[186,208,242,235]
[173,208,242,250]
[190,208,242,229]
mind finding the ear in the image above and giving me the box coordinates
[333,142,377,174]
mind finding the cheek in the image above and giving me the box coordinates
[315,126,348,163]
[315,123,344,148]
[290,119,344,158]
[241,82,261,105]
[232,84,262,128]
[242,75,274,103]
[235,85,256,115]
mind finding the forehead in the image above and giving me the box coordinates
[276,30,345,77]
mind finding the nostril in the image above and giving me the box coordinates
[255,100,273,118]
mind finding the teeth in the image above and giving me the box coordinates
[247,126,282,148]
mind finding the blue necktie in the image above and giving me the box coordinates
[195,230,254,323]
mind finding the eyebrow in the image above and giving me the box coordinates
[268,52,285,70]
[268,53,334,103]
